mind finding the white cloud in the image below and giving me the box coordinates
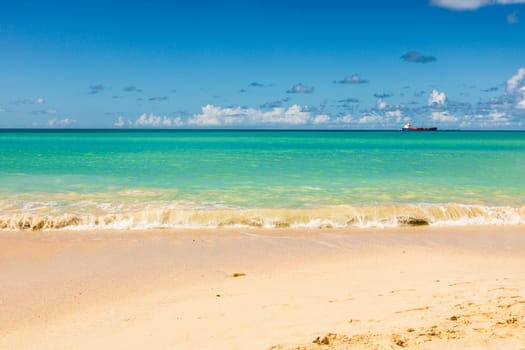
[336,74,368,84]
[188,104,312,126]
[431,0,525,10]
[498,0,525,4]
[262,105,312,125]
[286,83,314,94]
[112,106,320,129]
[431,111,458,122]
[488,111,507,120]
[517,87,525,109]
[188,105,244,126]
[358,114,384,124]
[385,110,406,123]
[506,67,525,92]
[114,116,126,127]
[459,120,472,128]
[172,117,186,127]
[385,110,402,118]
[135,113,183,127]
[377,99,387,110]
[431,0,490,10]
[428,89,447,105]
[48,118,76,127]
[313,114,330,124]
[463,112,511,127]
[334,115,353,124]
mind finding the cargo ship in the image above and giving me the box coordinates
[402,123,437,131]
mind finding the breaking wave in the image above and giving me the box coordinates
[1,203,524,231]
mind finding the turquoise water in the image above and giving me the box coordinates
[1,130,524,229]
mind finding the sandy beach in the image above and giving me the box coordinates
[1,226,524,349]
[3,0,525,348]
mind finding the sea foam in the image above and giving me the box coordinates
[1,203,523,231]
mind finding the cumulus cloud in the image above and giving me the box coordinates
[114,116,126,127]
[401,52,437,63]
[313,114,330,124]
[336,74,369,84]
[358,114,384,124]
[318,67,525,129]
[487,112,508,121]
[517,86,525,109]
[506,67,525,92]
[334,115,354,124]
[431,111,458,122]
[462,112,511,128]
[377,99,388,110]
[286,83,314,94]
[428,89,447,105]
[148,96,168,101]
[88,85,105,94]
[386,110,403,118]
[135,113,183,127]
[431,0,525,10]
[187,105,238,126]
[48,118,76,127]
[385,110,406,123]
[270,106,311,124]
[188,104,313,126]
[107,69,525,130]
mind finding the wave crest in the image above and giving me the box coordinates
[0,204,523,231]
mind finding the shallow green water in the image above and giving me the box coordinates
[1,130,524,229]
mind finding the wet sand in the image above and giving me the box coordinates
[1,226,524,349]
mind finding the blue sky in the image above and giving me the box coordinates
[1,0,525,129]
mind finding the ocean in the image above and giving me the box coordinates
[1,130,524,230]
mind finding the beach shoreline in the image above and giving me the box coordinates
[1,225,524,349]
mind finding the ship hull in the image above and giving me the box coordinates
[402,127,437,131]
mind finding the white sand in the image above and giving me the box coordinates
[1,226,524,349]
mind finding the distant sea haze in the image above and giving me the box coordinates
[0,130,524,230]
